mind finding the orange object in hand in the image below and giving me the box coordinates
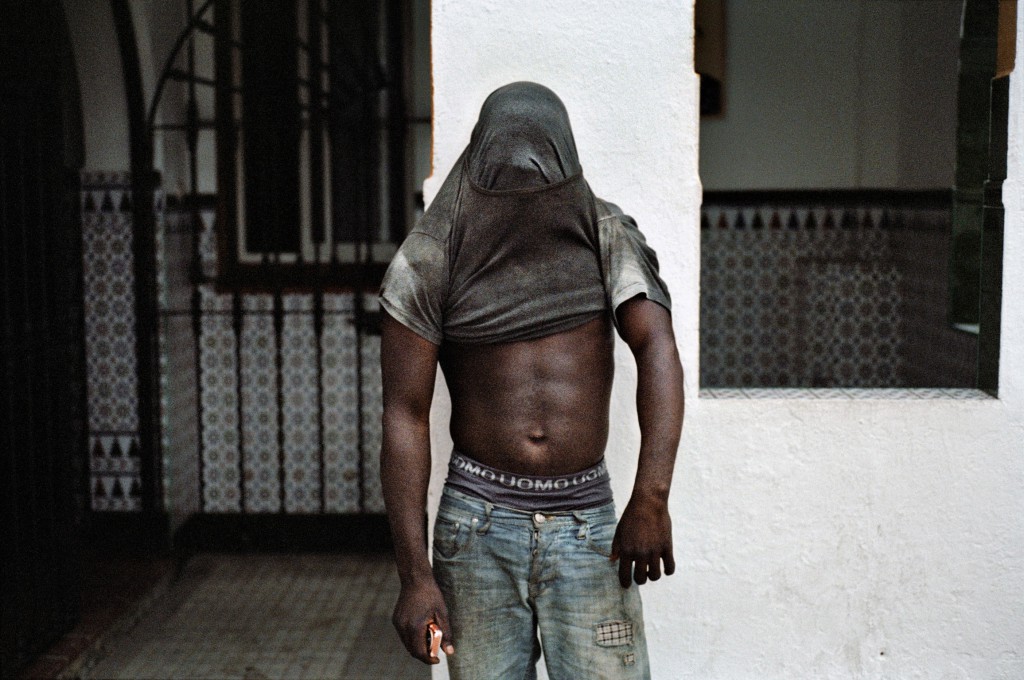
[427,622,443,660]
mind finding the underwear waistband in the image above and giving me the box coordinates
[444,451,613,512]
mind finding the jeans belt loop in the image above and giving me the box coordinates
[572,511,588,540]
[477,502,493,534]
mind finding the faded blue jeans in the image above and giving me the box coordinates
[433,486,651,680]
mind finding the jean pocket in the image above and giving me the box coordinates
[432,515,473,559]
[583,516,617,558]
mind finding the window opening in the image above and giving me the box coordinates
[697,0,1009,393]
[151,0,417,290]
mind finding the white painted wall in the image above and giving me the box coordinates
[61,0,193,178]
[136,0,194,194]
[62,0,131,171]
[699,0,962,190]
[428,1,1024,678]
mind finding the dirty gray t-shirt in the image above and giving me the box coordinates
[379,159,670,346]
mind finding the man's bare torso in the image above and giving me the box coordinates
[438,315,614,476]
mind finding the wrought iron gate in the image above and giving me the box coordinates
[152,0,415,516]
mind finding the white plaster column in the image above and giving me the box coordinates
[426,1,699,678]
[62,0,132,171]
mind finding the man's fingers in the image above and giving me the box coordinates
[435,611,455,656]
[400,616,444,665]
[391,586,452,665]
[617,545,679,586]
[647,554,662,581]
[663,548,676,576]
[633,556,649,585]
[399,621,431,664]
[618,555,633,588]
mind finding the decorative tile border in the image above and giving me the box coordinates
[699,387,995,400]
[90,435,143,511]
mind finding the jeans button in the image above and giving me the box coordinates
[533,513,545,524]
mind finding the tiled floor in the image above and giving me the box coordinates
[17,550,175,680]
[79,553,428,680]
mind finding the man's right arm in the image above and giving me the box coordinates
[380,311,454,664]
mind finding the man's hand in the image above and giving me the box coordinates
[610,492,675,587]
[392,577,455,664]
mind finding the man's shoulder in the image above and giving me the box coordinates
[407,175,462,244]
[594,197,619,222]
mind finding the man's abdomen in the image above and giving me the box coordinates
[439,314,615,476]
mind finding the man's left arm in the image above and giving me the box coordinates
[611,296,685,588]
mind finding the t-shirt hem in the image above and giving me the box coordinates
[442,309,606,345]
[379,297,443,346]
[612,282,671,314]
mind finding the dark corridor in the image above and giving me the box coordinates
[1,0,88,673]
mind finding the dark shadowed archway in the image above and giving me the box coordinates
[0,0,88,673]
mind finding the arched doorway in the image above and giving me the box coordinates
[0,0,88,672]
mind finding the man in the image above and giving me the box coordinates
[379,82,684,679]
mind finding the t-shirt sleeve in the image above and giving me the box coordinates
[597,200,672,321]
[379,233,447,345]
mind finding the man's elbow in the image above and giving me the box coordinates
[633,326,681,367]
[383,403,432,434]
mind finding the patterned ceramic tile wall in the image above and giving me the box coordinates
[700,203,972,388]
[280,295,322,513]
[804,261,901,386]
[81,172,142,512]
[159,313,201,522]
[321,295,361,513]
[240,295,281,513]
[890,212,976,387]
[181,286,382,514]
[198,286,242,512]
[156,205,202,529]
